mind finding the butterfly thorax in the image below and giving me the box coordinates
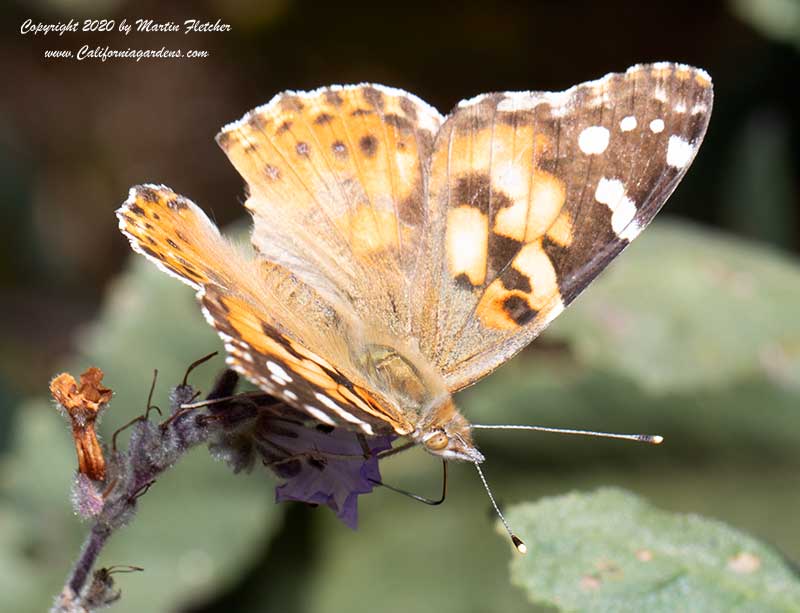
[353,338,484,463]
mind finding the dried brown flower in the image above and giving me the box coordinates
[50,367,113,481]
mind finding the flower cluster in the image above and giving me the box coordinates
[258,416,394,529]
[202,371,396,529]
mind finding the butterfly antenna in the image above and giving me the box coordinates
[474,462,526,554]
[471,424,663,445]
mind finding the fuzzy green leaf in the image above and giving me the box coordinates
[548,219,800,393]
[508,488,800,612]
[462,220,800,466]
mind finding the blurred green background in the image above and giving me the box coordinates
[1,0,799,611]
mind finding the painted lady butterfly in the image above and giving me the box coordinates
[117,62,712,540]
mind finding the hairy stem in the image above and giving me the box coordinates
[51,380,237,611]
[68,523,113,596]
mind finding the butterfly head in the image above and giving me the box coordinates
[417,400,485,463]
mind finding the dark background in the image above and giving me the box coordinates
[1,1,798,612]
[2,0,798,400]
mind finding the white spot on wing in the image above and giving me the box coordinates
[266,360,293,383]
[359,423,374,435]
[314,392,374,435]
[199,301,217,328]
[649,118,665,133]
[542,297,565,327]
[255,376,270,388]
[283,390,298,401]
[493,161,528,203]
[618,220,642,242]
[666,135,694,168]
[578,126,610,154]
[619,116,637,132]
[303,404,336,426]
[595,177,637,238]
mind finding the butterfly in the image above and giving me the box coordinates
[117,62,712,500]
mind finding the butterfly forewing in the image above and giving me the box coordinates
[414,63,713,391]
[216,84,443,338]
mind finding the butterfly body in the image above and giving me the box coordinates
[350,339,481,461]
[118,64,712,465]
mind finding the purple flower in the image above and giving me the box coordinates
[255,416,395,529]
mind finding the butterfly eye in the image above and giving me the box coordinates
[424,432,449,451]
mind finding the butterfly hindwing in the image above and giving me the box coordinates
[117,185,413,437]
[200,285,413,436]
[413,63,713,390]
[117,184,234,289]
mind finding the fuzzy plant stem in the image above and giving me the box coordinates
[52,365,381,610]
[52,370,258,611]
[68,523,113,596]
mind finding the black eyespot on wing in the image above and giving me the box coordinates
[359,134,378,157]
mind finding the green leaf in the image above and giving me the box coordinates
[730,0,800,49]
[508,488,800,612]
[0,255,281,613]
[305,450,535,613]
[547,219,800,393]
[5,216,800,613]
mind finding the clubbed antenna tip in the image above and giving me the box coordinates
[472,423,664,446]
[474,462,527,554]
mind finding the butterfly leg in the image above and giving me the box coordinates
[369,459,447,506]
[356,432,373,459]
[376,440,417,459]
[258,436,368,467]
